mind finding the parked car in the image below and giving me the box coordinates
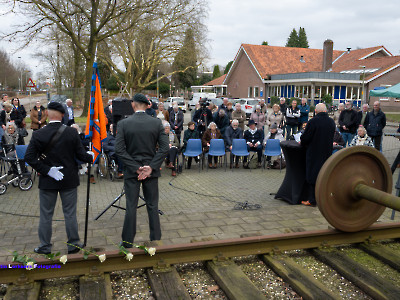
[236,98,259,119]
[206,98,223,108]
[48,94,68,105]
[164,97,185,110]
[177,99,186,112]
[188,92,217,110]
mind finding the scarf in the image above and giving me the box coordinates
[355,134,368,146]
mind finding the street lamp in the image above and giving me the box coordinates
[18,57,22,93]
[157,70,159,100]
[360,65,366,105]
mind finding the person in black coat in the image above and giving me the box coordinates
[25,102,93,255]
[300,103,335,206]
[213,109,230,136]
[356,103,369,127]
[243,119,264,168]
[193,100,213,137]
[338,101,357,147]
[169,105,184,144]
[12,98,27,123]
[225,120,243,167]
[364,101,386,151]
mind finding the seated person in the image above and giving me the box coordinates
[102,124,124,178]
[349,125,374,147]
[164,123,179,176]
[243,119,263,168]
[182,121,200,169]
[224,119,243,168]
[263,123,284,168]
[1,122,27,173]
[202,122,222,169]
[333,127,345,153]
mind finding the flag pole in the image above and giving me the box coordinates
[84,64,97,247]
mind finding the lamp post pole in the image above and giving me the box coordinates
[157,70,159,100]
[360,65,366,105]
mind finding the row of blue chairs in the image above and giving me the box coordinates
[182,139,283,171]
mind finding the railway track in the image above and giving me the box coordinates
[1,222,400,299]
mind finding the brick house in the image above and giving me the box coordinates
[220,40,400,108]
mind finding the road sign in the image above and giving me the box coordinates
[26,78,36,88]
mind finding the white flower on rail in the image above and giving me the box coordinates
[26,262,35,270]
[125,252,134,261]
[59,255,68,265]
[98,254,106,263]
[147,247,156,256]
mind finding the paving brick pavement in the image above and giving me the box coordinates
[0,162,399,262]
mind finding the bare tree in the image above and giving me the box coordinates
[88,0,208,92]
[3,0,161,114]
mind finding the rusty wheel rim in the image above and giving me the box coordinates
[316,146,392,232]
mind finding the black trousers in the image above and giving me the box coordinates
[166,147,178,171]
[370,135,382,151]
[122,177,161,245]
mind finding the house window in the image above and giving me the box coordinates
[346,86,352,99]
[248,87,253,98]
[254,86,259,97]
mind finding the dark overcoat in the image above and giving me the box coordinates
[300,112,335,184]
[115,112,169,179]
[25,122,92,190]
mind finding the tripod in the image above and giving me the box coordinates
[94,187,164,220]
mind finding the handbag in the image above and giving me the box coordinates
[18,127,28,137]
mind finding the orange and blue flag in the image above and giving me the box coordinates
[85,62,107,164]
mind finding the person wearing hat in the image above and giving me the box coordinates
[25,101,94,255]
[263,123,284,168]
[115,93,169,248]
[243,119,264,168]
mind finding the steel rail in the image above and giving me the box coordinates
[1,222,400,284]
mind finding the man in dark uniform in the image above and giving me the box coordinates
[115,93,169,248]
[25,102,93,254]
[300,103,335,206]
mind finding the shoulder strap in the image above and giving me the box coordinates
[39,124,67,160]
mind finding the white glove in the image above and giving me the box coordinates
[87,151,95,160]
[48,166,64,181]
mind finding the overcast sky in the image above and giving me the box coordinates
[1,0,400,76]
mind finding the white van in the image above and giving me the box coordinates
[188,92,217,110]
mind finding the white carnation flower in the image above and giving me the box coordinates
[147,247,156,256]
[125,252,134,261]
[26,262,35,270]
[98,254,106,263]
[59,255,68,265]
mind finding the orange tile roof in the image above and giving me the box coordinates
[203,74,226,86]
[233,44,400,82]
[241,44,344,78]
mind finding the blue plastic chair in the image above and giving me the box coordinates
[263,139,282,171]
[15,145,28,160]
[231,139,249,170]
[206,139,226,171]
[182,139,203,172]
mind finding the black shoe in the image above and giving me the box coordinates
[68,243,84,254]
[119,241,133,249]
[34,247,51,255]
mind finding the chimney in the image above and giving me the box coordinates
[347,47,351,53]
[322,39,334,72]
[300,55,305,63]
